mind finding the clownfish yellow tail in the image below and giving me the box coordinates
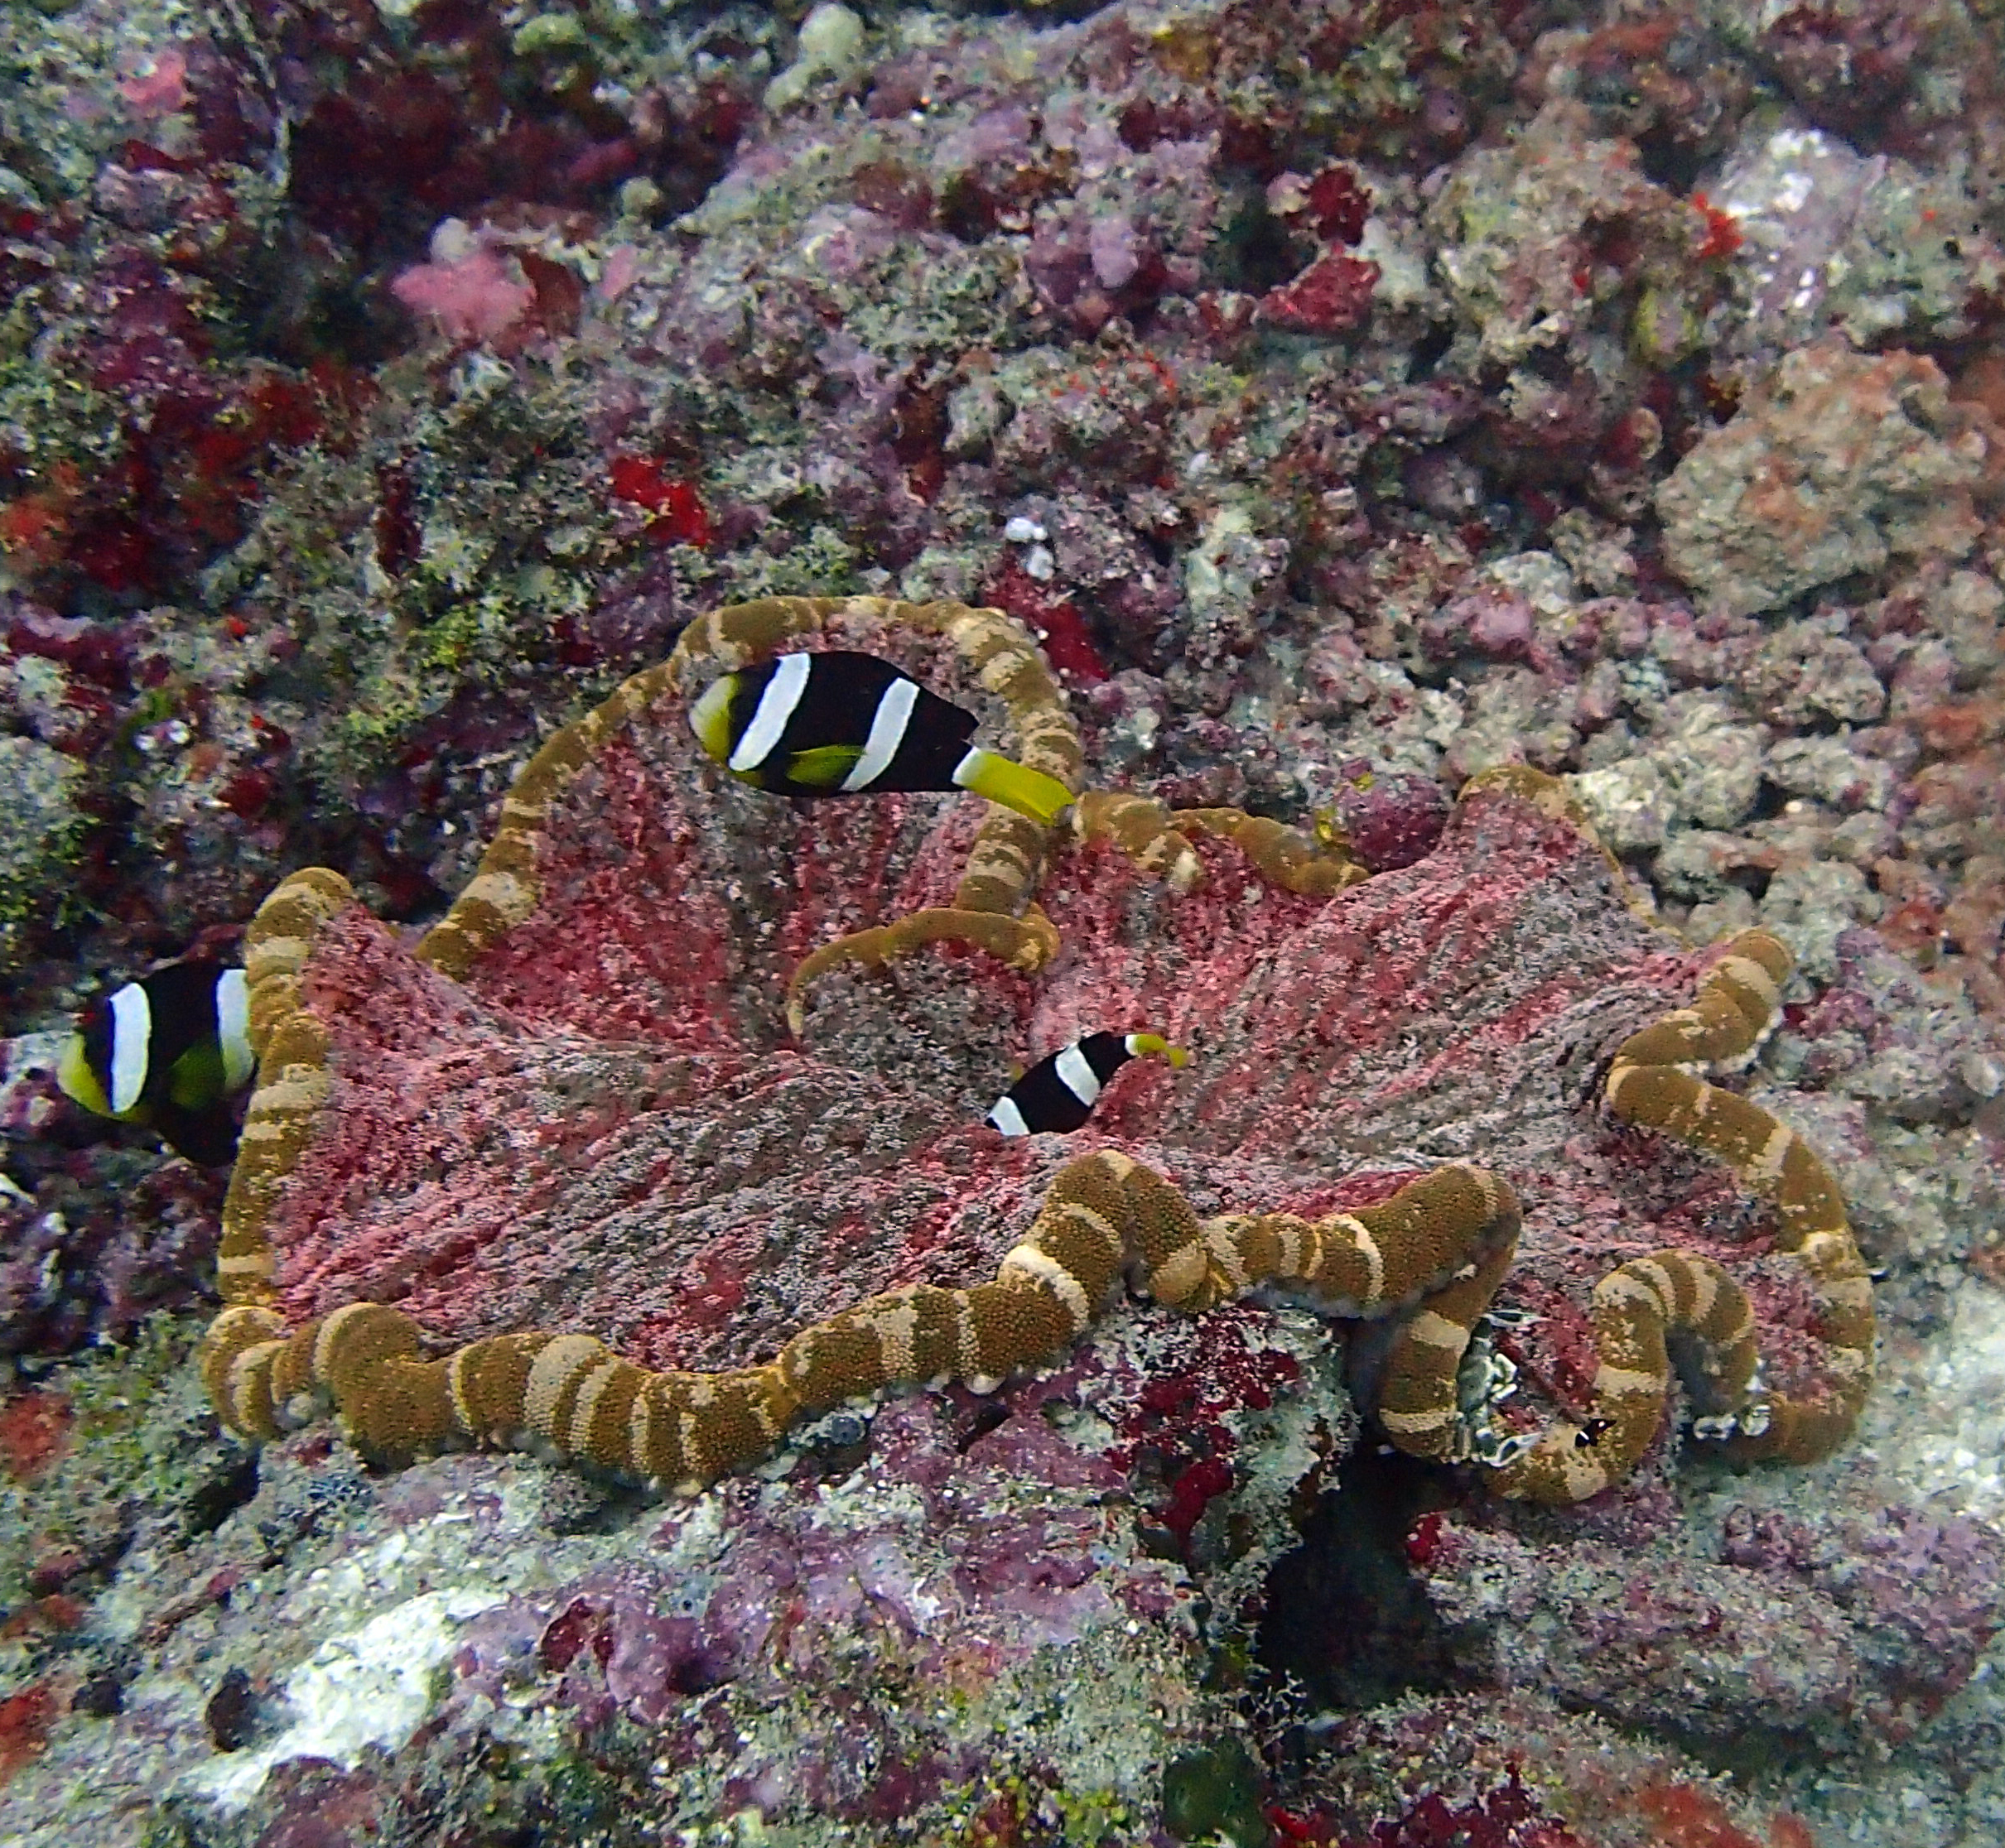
[952,748,1074,825]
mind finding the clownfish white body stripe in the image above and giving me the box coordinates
[844,675,919,792]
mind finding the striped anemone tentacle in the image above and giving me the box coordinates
[1484,929,1875,1504]
[204,1150,1521,1493]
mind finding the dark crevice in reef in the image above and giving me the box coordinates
[183,1451,261,1538]
[1253,1445,1477,1714]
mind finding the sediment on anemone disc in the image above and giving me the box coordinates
[200,597,1873,1506]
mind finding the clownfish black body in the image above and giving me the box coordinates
[56,958,254,1166]
[689,649,1074,825]
[986,1032,1188,1137]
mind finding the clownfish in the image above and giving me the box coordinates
[689,650,1074,825]
[986,1032,1187,1137]
[55,958,254,1166]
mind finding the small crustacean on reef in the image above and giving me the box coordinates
[199,596,1873,1505]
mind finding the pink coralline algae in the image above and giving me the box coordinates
[388,227,538,345]
[1257,247,1383,337]
[1314,1690,1824,1848]
[1327,758,1451,872]
[1413,1494,2005,1754]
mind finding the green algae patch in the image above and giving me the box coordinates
[1161,1735,1267,1844]
[0,1312,232,1615]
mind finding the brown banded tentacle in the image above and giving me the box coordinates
[932,597,1082,789]
[200,1304,297,1440]
[307,1302,457,1456]
[1488,1250,1758,1502]
[953,808,1052,917]
[1606,928,1873,1463]
[1378,1235,1519,1461]
[1127,1162,1523,1466]
[1477,927,1872,1502]
[784,903,1061,1037]
[215,869,351,1306]
[625,1366,799,1487]
[207,1152,1522,1491]
[1173,808,1371,896]
[667,594,832,681]
[1072,794,1370,897]
[1071,791,1204,891]
[1269,1167,1524,1461]
[418,661,681,979]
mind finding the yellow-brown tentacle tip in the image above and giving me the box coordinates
[1457,763,1569,808]
[785,905,1061,1036]
[1172,808,1371,896]
[1070,791,1203,891]
[245,867,354,962]
[201,1305,294,1440]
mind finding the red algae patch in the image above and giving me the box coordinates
[0,1388,73,1485]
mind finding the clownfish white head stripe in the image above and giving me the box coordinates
[108,980,152,1116]
[986,1031,1188,1137]
[727,649,811,774]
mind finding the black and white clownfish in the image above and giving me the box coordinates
[689,649,1074,825]
[55,958,254,1166]
[986,1031,1188,1137]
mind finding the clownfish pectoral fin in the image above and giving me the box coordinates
[951,748,1073,826]
[166,1039,229,1112]
[784,743,865,791]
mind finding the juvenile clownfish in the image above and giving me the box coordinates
[689,649,1074,825]
[986,1032,1188,1137]
[56,958,254,1167]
